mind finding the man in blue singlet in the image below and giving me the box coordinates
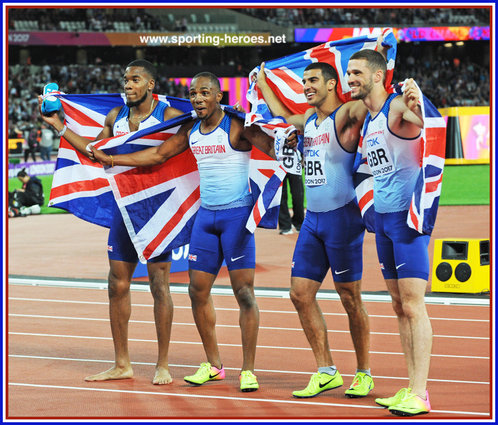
[91,72,280,392]
[347,49,433,416]
[39,60,184,385]
[255,61,375,399]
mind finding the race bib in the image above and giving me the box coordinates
[304,146,327,186]
[365,133,395,177]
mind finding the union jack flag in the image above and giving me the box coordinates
[49,94,287,261]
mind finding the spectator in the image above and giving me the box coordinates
[39,124,56,161]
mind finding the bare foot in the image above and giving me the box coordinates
[152,367,173,385]
[84,365,133,382]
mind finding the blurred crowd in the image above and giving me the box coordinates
[237,7,489,27]
[9,7,489,33]
[9,8,163,32]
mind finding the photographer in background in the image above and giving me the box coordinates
[8,168,44,217]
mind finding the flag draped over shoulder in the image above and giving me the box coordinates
[49,94,288,261]
[246,30,397,231]
[402,82,446,235]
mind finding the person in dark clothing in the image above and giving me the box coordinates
[24,128,39,162]
[278,173,305,235]
[8,168,44,217]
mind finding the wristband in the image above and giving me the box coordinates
[57,125,67,137]
[109,155,114,168]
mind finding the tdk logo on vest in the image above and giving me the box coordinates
[367,137,380,147]
[306,149,319,157]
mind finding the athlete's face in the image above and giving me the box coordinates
[189,77,223,120]
[347,59,374,100]
[123,66,154,107]
[302,69,334,107]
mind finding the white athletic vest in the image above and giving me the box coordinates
[189,114,251,207]
[362,94,422,213]
[113,100,167,135]
[303,107,356,212]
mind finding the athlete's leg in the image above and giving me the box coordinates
[229,268,259,372]
[188,269,222,369]
[85,259,135,381]
[394,277,432,398]
[290,276,333,367]
[147,260,173,384]
[334,280,370,370]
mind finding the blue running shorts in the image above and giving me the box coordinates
[188,205,256,275]
[375,210,430,280]
[291,200,365,283]
[107,209,172,263]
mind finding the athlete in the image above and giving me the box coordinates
[255,61,374,399]
[91,72,282,392]
[347,49,433,416]
[38,59,184,385]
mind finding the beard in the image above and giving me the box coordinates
[126,91,148,108]
[351,79,374,100]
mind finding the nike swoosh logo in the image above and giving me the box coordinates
[396,263,406,270]
[231,255,245,262]
[319,377,335,388]
[334,269,350,275]
[209,371,221,379]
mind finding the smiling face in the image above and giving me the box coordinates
[123,66,154,107]
[302,68,334,107]
[347,58,375,101]
[189,76,223,120]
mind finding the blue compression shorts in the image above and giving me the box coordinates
[188,205,256,275]
[291,200,365,283]
[374,210,430,280]
[107,210,172,263]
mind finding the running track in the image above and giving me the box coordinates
[6,277,492,420]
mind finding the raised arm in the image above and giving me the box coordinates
[38,95,116,158]
[255,62,306,131]
[91,120,194,167]
[389,79,424,137]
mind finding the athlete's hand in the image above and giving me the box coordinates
[38,95,63,129]
[232,101,247,113]
[403,78,420,111]
[284,128,298,149]
[254,62,268,87]
[89,145,112,166]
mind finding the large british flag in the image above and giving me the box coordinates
[49,94,288,261]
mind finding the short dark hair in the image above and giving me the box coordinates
[17,168,28,178]
[126,59,157,80]
[349,49,387,74]
[304,62,339,83]
[192,72,221,92]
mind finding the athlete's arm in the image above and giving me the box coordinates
[389,79,424,138]
[38,95,117,158]
[255,63,306,131]
[91,120,194,167]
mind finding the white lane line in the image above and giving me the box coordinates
[8,354,491,386]
[7,383,490,416]
[8,332,490,360]
[8,277,490,306]
[8,314,490,340]
[8,297,491,323]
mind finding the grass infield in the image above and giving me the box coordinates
[8,164,490,216]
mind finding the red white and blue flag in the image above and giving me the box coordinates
[49,94,287,261]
